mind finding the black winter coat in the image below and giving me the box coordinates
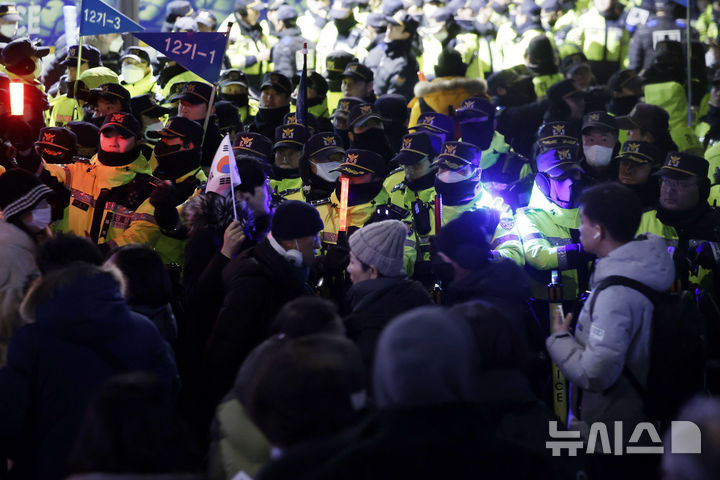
[344,277,432,372]
[201,239,312,415]
[0,271,178,480]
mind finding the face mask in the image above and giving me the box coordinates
[312,160,341,182]
[122,64,145,84]
[547,176,584,209]
[0,23,16,39]
[437,169,471,184]
[583,144,614,167]
[154,141,182,157]
[154,147,201,180]
[219,92,249,107]
[350,128,390,157]
[24,205,52,232]
[110,36,124,52]
[144,121,163,142]
[434,175,479,206]
[97,145,141,166]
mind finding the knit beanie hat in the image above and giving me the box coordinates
[0,169,53,222]
[348,220,407,277]
[271,200,324,240]
[434,210,493,269]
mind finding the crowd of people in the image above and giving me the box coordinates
[1,0,720,478]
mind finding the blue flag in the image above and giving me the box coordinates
[134,32,227,84]
[296,43,308,127]
[79,0,144,36]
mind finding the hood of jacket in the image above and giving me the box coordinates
[591,234,675,291]
[29,269,133,342]
[413,76,487,100]
[182,191,237,235]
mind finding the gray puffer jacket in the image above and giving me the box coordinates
[546,235,675,438]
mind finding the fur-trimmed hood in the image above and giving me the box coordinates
[414,76,487,99]
[182,192,242,236]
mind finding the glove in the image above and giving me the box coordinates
[149,181,182,233]
[5,120,35,152]
[558,242,595,270]
[688,242,719,272]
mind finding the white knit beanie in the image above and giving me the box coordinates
[349,219,408,277]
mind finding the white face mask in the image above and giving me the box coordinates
[0,23,17,39]
[437,169,470,183]
[122,64,145,84]
[312,160,341,182]
[24,205,52,232]
[583,144,614,167]
[144,121,164,142]
[110,36,124,52]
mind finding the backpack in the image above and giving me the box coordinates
[588,275,706,426]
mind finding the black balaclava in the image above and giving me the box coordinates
[153,144,201,181]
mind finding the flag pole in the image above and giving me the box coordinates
[201,23,233,147]
[686,0,692,127]
[300,42,308,127]
[72,33,83,121]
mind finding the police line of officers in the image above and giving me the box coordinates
[0,0,719,322]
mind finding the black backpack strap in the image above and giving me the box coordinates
[588,275,660,317]
[589,275,661,404]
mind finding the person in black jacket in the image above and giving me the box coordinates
[196,200,324,438]
[0,262,178,480]
[344,219,432,371]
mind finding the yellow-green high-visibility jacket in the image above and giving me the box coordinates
[44,154,161,251]
[705,142,720,207]
[496,25,545,70]
[385,175,525,275]
[696,5,718,43]
[297,12,326,46]
[636,209,716,292]
[327,90,343,115]
[565,8,630,66]
[220,15,273,76]
[316,187,389,246]
[315,21,369,75]
[417,33,444,78]
[120,72,161,98]
[153,168,207,267]
[46,94,80,127]
[46,66,118,126]
[516,184,584,300]
[533,72,564,99]
[644,82,704,155]
[386,174,436,277]
[270,176,304,202]
[160,70,206,104]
